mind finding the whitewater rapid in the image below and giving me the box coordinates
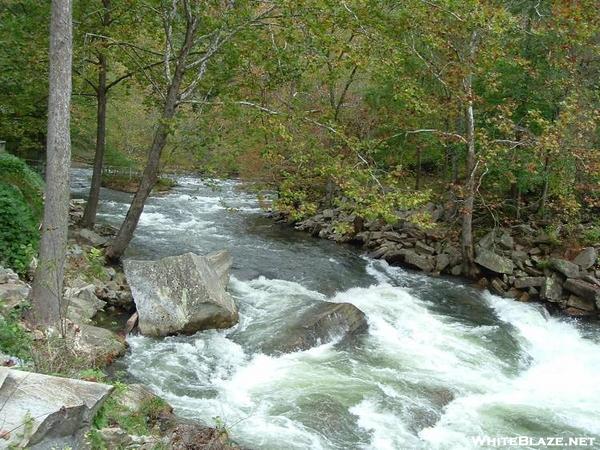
[71,169,600,450]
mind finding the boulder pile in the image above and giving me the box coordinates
[283,206,600,317]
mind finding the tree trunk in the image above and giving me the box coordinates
[415,146,422,190]
[82,53,107,228]
[461,79,477,277]
[538,153,550,218]
[106,17,197,261]
[30,0,73,326]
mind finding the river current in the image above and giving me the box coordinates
[71,168,600,450]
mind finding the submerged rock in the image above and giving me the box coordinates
[262,302,368,355]
[124,252,238,337]
[0,368,112,449]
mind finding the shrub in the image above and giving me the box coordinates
[0,303,32,361]
[0,183,40,274]
[0,153,44,220]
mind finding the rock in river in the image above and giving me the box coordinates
[123,252,238,337]
[262,302,368,355]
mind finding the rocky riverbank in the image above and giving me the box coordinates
[0,200,244,449]
[272,206,600,318]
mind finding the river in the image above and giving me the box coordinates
[71,168,600,450]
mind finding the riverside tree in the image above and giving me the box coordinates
[106,0,277,260]
[30,0,73,326]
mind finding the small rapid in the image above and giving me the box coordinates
[71,169,600,449]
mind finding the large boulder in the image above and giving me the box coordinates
[475,249,514,275]
[262,302,368,355]
[0,368,112,449]
[123,252,238,337]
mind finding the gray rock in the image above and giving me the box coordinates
[0,266,19,284]
[415,241,435,255]
[436,254,451,273]
[404,251,435,273]
[550,259,580,279]
[490,278,508,296]
[478,231,495,250]
[511,250,529,262]
[563,279,600,307]
[566,295,595,312]
[262,302,367,354]
[124,252,239,337]
[64,284,106,323]
[0,280,30,313]
[322,209,335,219]
[540,275,563,302]
[78,228,108,246]
[382,231,404,243]
[475,249,514,275]
[73,324,127,365]
[98,427,133,448]
[498,233,514,250]
[573,247,598,270]
[205,249,233,288]
[451,265,462,276]
[0,368,112,449]
[513,277,545,289]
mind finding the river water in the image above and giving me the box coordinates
[71,169,600,450]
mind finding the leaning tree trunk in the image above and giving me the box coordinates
[30,0,73,326]
[82,53,107,228]
[106,19,197,261]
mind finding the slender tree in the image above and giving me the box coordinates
[30,0,73,326]
[106,0,275,260]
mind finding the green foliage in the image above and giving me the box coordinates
[0,183,40,275]
[0,1,50,156]
[582,224,600,246]
[90,383,171,449]
[0,153,44,219]
[85,248,109,282]
[0,304,32,361]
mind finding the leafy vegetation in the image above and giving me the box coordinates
[0,302,32,361]
[0,184,40,275]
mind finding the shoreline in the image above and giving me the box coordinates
[269,207,600,319]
